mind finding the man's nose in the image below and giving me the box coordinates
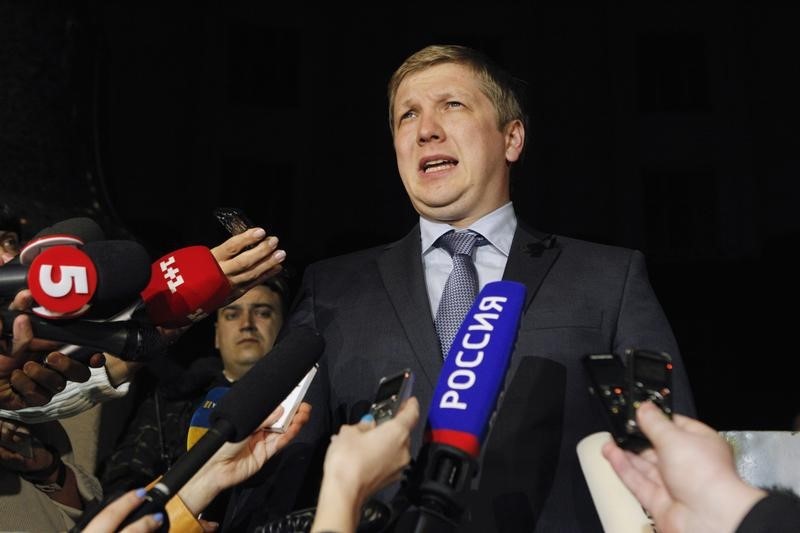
[417,113,444,145]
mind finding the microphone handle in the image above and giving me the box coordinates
[0,310,131,354]
[118,419,235,529]
[393,443,477,533]
[0,264,28,297]
[0,309,167,363]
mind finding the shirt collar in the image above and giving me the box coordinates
[420,202,517,256]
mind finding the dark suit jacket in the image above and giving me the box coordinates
[736,491,800,533]
[229,223,696,533]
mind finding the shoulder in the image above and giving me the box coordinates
[303,229,416,276]
[516,221,641,264]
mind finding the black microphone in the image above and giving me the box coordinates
[394,281,526,533]
[112,326,324,529]
[0,240,151,320]
[16,216,106,265]
[0,310,167,363]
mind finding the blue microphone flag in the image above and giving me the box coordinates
[427,280,526,457]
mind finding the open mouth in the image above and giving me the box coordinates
[421,158,458,174]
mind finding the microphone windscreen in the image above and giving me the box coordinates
[140,246,231,327]
[576,432,654,533]
[427,280,526,457]
[20,217,107,265]
[27,240,152,320]
[210,326,324,441]
[71,240,151,319]
[44,217,106,243]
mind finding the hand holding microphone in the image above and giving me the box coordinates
[0,289,102,411]
[177,401,313,519]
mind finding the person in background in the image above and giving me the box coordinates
[0,203,21,264]
[100,275,291,524]
[602,401,800,533]
[0,416,104,531]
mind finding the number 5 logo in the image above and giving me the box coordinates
[29,246,97,315]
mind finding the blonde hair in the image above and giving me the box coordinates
[387,44,526,133]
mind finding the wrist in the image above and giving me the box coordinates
[21,448,67,493]
[177,465,222,517]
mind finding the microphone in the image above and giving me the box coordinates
[0,309,167,363]
[57,245,231,364]
[137,246,231,328]
[397,280,526,533]
[0,240,152,319]
[576,432,654,533]
[18,216,106,265]
[114,326,324,528]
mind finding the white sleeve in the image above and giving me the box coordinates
[0,366,130,424]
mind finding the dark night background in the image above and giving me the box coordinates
[2,2,799,432]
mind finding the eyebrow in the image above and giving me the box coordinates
[220,302,276,313]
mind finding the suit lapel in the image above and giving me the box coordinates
[503,223,561,312]
[375,223,560,389]
[377,225,442,389]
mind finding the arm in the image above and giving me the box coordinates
[175,402,312,518]
[311,397,420,533]
[1,290,102,411]
[602,401,766,533]
[0,418,85,510]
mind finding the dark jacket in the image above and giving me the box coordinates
[100,356,232,521]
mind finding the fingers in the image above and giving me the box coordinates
[8,290,33,311]
[211,229,287,299]
[602,440,656,502]
[88,352,107,368]
[10,314,34,358]
[269,403,313,454]
[42,351,91,382]
[357,413,377,429]
[83,489,164,533]
[634,402,675,448]
[260,405,285,429]
[393,396,420,431]
[8,368,56,407]
[211,228,268,261]
[119,512,165,533]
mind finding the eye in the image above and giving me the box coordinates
[398,109,416,123]
[255,308,273,319]
[222,309,240,321]
[446,101,464,109]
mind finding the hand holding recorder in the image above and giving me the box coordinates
[602,401,768,533]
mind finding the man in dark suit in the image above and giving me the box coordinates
[232,44,696,533]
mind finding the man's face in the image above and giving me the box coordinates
[392,62,524,228]
[0,231,19,264]
[215,284,284,378]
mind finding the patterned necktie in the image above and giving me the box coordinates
[434,230,482,358]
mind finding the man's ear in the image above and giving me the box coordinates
[504,119,525,163]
